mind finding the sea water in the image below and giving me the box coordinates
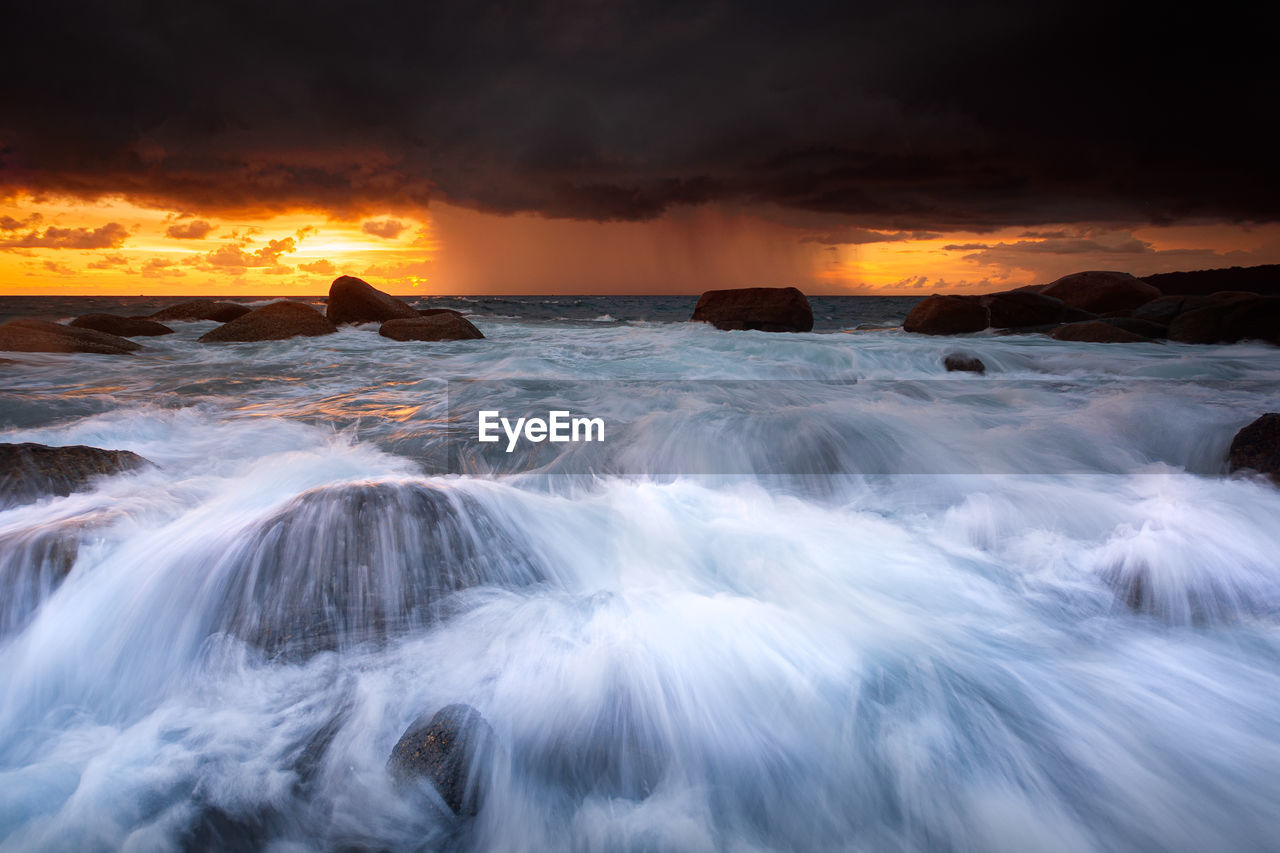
[2,296,1280,851]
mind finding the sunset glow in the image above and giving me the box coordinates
[4,192,1280,296]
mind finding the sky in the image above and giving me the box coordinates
[2,0,1276,296]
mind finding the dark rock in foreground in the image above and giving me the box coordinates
[1167,296,1280,345]
[380,315,484,341]
[219,481,545,657]
[1228,413,1280,483]
[0,318,142,354]
[980,291,1078,328]
[1050,321,1153,343]
[691,287,813,332]
[1039,271,1161,314]
[943,352,985,373]
[70,314,174,337]
[1095,317,1169,339]
[1143,264,1280,297]
[0,442,151,509]
[198,302,336,342]
[146,300,251,322]
[326,275,419,325]
[903,295,987,335]
[389,704,498,815]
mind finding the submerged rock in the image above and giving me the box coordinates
[219,481,546,657]
[1038,271,1161,314]
[147,300,251,322]
[0,442,151,509]
[198,301,336,342]
[943,352,985,373]
[1167,296,1280,345]
[1227,413,1280,483]
[1049,321,1153,343]
[389,704,499,815]
[0,318,142,354]
[690,287,814,332]
[69,314,174,337]
[379,314,484,341]
[0,523,80,634]
[903,295,988,335]
[326,275,419,325]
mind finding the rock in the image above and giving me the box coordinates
[218,482,545,657]
[1039,271,1162,314]
[326,276,419,325]
[1131,295,1191,324]
[147,300,251,322]
[379,315,484,341]
[690,286,814,332]
[943,352,985,373]
[418,308,464,318]
[1227,413,1280,483]
[1133,291,1257,325]
[69,313,174,337]
[1096,317,1169,339]
[0,319,142,355]
[902,295,987,335]
[198,302,336,343]
[1049,321,1153,343]
[1143,264,1280,297]
[1167,296,1280,345]
[0,443,151,509]
[388,704,498,815]
[980,291,1072,328]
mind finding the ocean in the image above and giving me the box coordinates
[3,295,1280,851]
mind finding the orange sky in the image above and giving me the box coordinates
[2,192,1279,296]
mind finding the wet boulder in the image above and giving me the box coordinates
[1167,296,1280,345]
[418,308,465,318]
[69,313,174,337]
[690,287,813,332]
[0,442,151,509]
[1227,413,1280,483]
[1095,317,1169,339]
[326,275,420,325]
[389,704,499,815]
[943,352,985,373]
[1049,321,1153,343]
[902,295,987,335]
[1133,291,1257,326]
[1039,271,1161,314]
[198,301,336,342]
[379,314,484,341]
[980,290,1081,329]
[218,481,545,657]
[147,300,251,322]
[0,318,142,354]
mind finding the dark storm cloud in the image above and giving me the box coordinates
[1,0,1275,229]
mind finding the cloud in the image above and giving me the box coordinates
[41,260,75,275]
[165,219,215,239]
[202,236,297,269]
[87,253,130,269]
[299,259,336,274]
[1,213,43,231]
[0,222,129,249]
[141,257,186,277]
[0,1,1273,230]
[800,227,942,246]
[361,220,407,239]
